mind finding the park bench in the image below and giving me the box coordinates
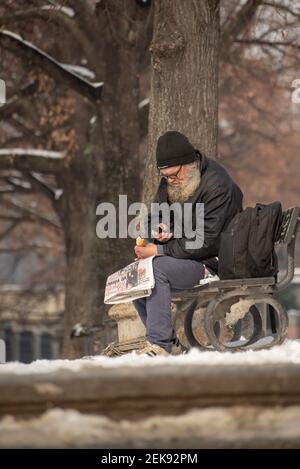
[172,206,300,352]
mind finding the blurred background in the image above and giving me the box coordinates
[0,0,299,362]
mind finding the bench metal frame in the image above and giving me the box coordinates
[172,206,300,352]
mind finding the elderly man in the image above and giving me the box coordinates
[133,131,243,356]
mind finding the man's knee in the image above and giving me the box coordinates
[152,255,173,280]
[153,255,167,271]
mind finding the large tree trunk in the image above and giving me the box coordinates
[143,0,220,205]
[56,1,147,358]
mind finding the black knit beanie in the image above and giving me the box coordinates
[156,131,197,169]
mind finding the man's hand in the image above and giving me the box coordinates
[151,223,173,243]
[134,243,159,260]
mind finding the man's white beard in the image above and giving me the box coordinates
[167,166,201,204]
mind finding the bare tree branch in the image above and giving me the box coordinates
[0,6,95,65]
[0,80,38,119]
[1,197,62,231]
[0,185,14,193]
[262,2,300,20]
[26,171,63,201]
[5,115,37,140]
[0,148,66,173]
[0,241,64,253]
[222,0,263,46]
[66,0,96,27]
[67,0,90,14]
[235,38,300,50]
[0,218,23,241]
[0,30,103,102]
[0,215,23,220]
[5,176,32,192]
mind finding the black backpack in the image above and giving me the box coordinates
[218,201,283,280]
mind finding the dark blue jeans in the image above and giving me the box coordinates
[133,256,205,352]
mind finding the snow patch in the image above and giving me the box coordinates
[138,98,149,109]
[0,340,300,375]
[62,64,96,80]
[41,5,75,18]
[1,406,300,448]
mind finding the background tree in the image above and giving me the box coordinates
[0,0,153,357]
[143,0,220,205]
[0,0,299,359]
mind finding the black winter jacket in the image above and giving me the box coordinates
[145,153,243,274]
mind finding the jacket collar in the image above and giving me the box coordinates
[199,152,208,175]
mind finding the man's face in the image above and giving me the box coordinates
[163,160,201,204]
[159,164,192,186]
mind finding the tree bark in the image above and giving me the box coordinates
[143,0,220,206]
[55,0,145,357]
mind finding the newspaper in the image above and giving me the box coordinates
[104,256,155,304]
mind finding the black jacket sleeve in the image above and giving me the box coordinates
[162,185,232,260]
[141,180,168,245]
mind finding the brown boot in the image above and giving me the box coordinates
[136,340,170,357]
[171,337,187,355]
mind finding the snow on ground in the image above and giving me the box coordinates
[1,406,300,448]
[0,340,300,375]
